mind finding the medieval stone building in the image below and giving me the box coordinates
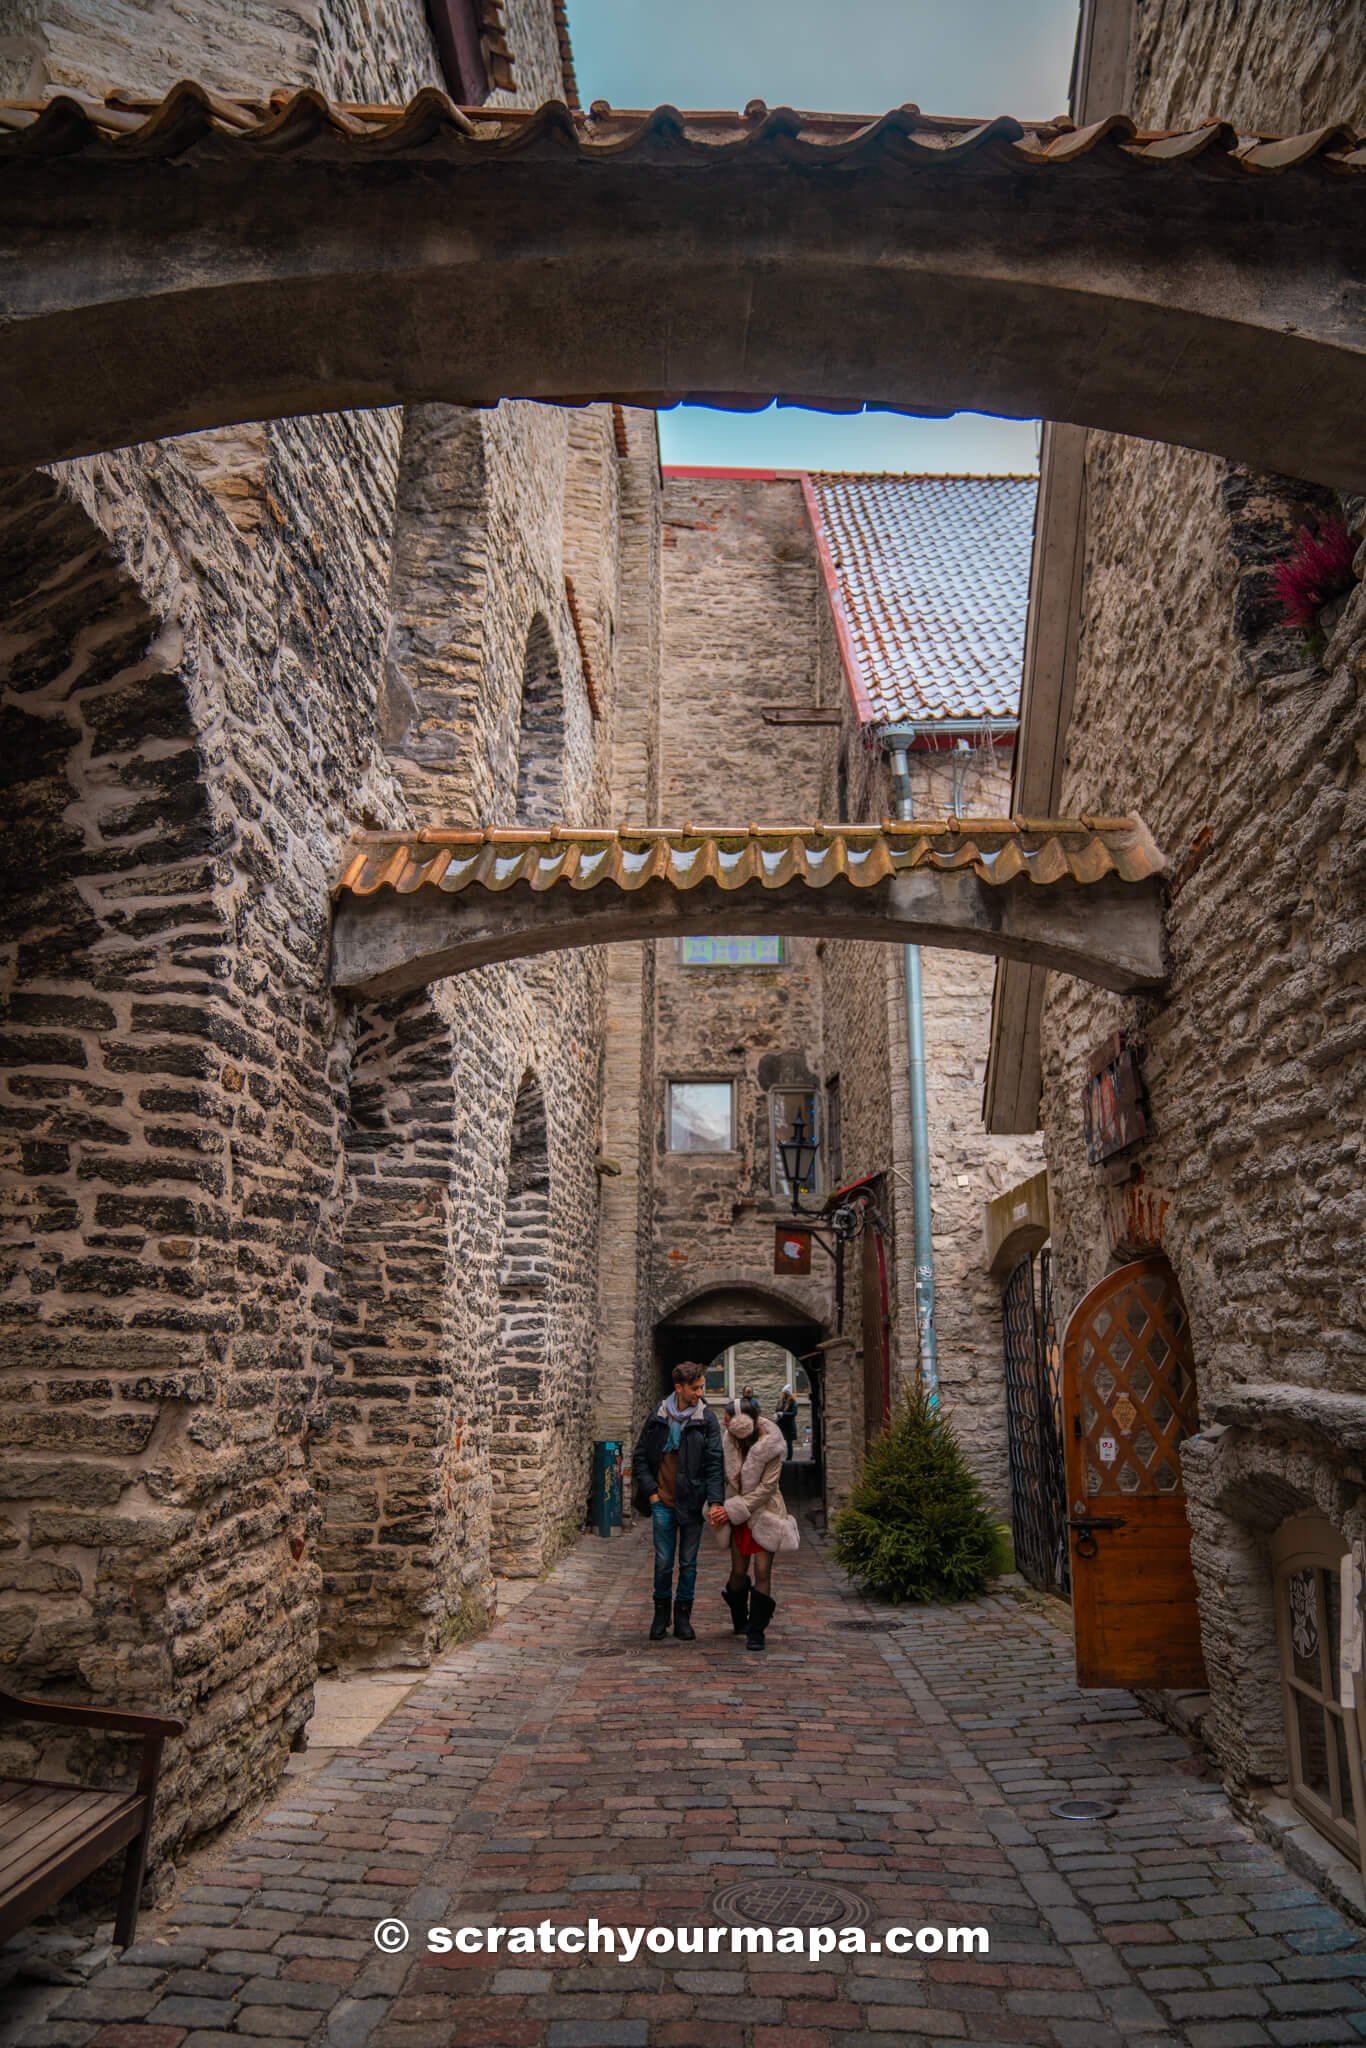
[0,0,1362,1914]
[610,466,1042,1515]
[0,0,1043,1879]
[985,0,1366,1880]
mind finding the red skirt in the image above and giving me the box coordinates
[733,1522,770,1558]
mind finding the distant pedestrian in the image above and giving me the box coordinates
[776,1387,799,1460]
[631,1362,724,1642]
[707,1398,799,1650]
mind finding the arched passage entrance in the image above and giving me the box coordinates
[654,1284,829,1516]
[3,93,1363,484]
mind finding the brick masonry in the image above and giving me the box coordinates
[5,1524,1365,2048]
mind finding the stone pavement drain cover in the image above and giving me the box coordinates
[1050,1798,1118,1820]
[711,1878,872,1929]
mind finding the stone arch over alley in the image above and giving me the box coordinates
[330,818,1170,997]
[2,95,1364,485]
[2,0,1365,1961]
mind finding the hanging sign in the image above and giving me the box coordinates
[774,1226,811,1275]
[1083,1032,1149,1165]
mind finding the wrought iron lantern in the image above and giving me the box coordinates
[777,1107,819,1216]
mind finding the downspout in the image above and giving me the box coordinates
[880,716,1019,1405]
[884,737,940,1403]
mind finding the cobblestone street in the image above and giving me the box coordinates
[5,1524,1366,2048]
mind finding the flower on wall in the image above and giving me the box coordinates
[1273,517,1357,632]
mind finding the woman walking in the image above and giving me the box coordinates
[776,1386,799,1460]
[706,1397,798,1650]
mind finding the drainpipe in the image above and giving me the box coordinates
[879,717,1019,1405]
[884,738,940,1403]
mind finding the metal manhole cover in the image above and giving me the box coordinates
[711,1878,871,1929]
[1050,1798,1117,1821]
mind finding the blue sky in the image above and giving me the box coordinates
[567,0,1080,472]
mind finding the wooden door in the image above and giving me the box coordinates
[1062,1254,1207,1688]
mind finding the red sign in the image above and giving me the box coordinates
[774,1226,812,1275]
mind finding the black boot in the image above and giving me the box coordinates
[649,1596,671,1640]
[746,1591,776,1651]
[673,1599,696,1641]
[721,1580,750,1635]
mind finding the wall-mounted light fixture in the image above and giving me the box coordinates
[777,1107,820,1216]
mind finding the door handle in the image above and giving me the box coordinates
[1068,1514,1127,1560]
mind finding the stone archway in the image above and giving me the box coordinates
[332,819,1169,998]
[654,1281,830,1514]
[3,95,1363,485]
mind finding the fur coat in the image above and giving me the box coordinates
[710,1414,800,1554]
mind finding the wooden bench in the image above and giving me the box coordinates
[0,1685,183,1950]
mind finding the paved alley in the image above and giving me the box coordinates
[4,1525,1365,2048]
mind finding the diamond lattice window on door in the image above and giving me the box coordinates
[1271,1514,1366,1869]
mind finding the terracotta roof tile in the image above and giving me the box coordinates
[336,817,1163,897]
[805,473,1036,724]
[0,87,1359,174]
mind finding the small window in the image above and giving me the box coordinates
[703,1357,729,1397]
[667,1081,735,1153]
[771,1087,819,1202]
[679,936,784,967]
[1272,1515,1366,1868]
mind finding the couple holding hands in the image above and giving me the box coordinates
[631,1361,799,1652]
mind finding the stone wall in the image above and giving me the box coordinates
[727,1340,811,1447]
[0,0,605,1882]
[650,474,838,1412]
[1035,0,1366,1805]
[0,0,571,108]
[817,684,899,1502]
[593,410,665,1443]
[909,748,1044,1514]
[646,473,1041,1514]
[815,585,1042,1512]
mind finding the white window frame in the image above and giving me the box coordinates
[769,1086,820,1203]
[1271,1514,1366,1870]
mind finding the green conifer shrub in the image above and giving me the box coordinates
[832,1384,1007,1602]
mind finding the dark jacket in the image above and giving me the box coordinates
[632,1397,725,1525]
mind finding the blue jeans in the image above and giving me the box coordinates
[652,1504,703,1603]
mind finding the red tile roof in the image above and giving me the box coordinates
[1,89,1360,171]
[337,817,1164,897]
[804,472,1037,725]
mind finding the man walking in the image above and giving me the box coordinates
[631,1362,724,1641]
